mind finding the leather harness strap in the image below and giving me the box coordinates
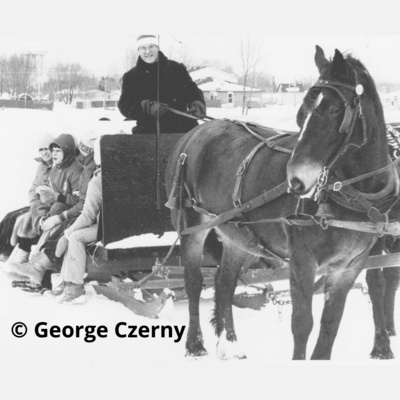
[233,120,294,154]
[181,181,289,236]
[232,141,266,207]
[325,156,400,192]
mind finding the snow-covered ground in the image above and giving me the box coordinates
[1,103,400,397]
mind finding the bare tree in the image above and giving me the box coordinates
[46,62,93,104]
[124,48,137,72]
[3,54,35,98]
[238,36,266,114]
[0,56,6,96]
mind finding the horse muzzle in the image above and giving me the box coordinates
[287,160,323,196]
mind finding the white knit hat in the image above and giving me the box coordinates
[37,132,55,149]
[78,129,97,157]
[79,137,95,157]
[137,35,158,49]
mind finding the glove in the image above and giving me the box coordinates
[189,100,206,119]
[41,215,63,231]
[141,100,169,118]
[36,186,58,204]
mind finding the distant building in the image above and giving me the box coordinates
[75,90,119,109]
[274,82,306,107]
[189,66,264,108]
[188,66,238,85]
[276,83,304,93]
[380,90,400,110]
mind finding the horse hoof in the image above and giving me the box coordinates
[185,343,208,358]
[216,334,247,360]
[370,348,395,360]
[185,349,208,358]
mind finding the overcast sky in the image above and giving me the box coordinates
[1,1,400,83]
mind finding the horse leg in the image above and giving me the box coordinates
[311,258,365,360]
[366,268,394,358]
[180,231,210,358]
[383,238,400,337]
[365,240,394,359]
[289,253,316,360]
[383,266,400,337]
[213,245,247,360]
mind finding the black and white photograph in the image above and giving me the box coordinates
[1,1,399,398]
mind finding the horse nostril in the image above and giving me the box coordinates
[289,177,305,194]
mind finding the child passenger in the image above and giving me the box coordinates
[48,136,103,303]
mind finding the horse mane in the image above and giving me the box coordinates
[320,52,385,122]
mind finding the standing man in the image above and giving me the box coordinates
[118,34,206,134]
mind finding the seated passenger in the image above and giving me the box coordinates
[1,132,54,265]
[8,133,83,283]
[48,137,103,303]
[34,130,98,263]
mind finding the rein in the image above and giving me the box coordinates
[166,105,215,121]
[234,214,400,237]
[325,156,400,193]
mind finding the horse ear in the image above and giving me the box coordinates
[331,49,347,78]
[315,45,328,73]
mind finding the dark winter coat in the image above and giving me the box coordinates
[49,134,84,207]
[118,51,205,134]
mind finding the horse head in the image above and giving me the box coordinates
[287,45,387,196]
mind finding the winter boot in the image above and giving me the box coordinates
[57,282,86,304]
[10,251,53,286]
[45,281,68,298]
[3,245,30,273]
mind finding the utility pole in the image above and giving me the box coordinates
[103,78,107,109]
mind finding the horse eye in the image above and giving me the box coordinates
[329,104,342,116]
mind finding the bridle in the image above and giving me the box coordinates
[306,68,369,200]
[299,68,400,222]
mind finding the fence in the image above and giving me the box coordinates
[0,99,54,111]
[76,100,118,109]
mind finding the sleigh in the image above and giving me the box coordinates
[86,124,400,319]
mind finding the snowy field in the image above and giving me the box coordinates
[1,103,399,397]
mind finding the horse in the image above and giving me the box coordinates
[287,46,399,359]
[165,46,399,360]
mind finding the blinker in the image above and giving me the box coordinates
[339,105,354,134]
